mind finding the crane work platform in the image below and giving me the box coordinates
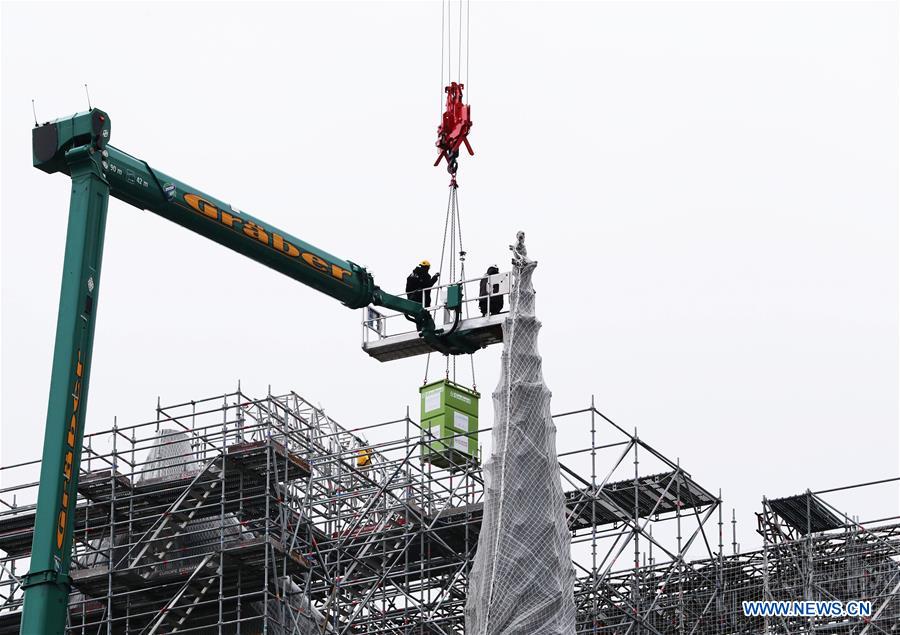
[362,271,511,362]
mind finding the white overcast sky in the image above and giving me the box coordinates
[1,1,897,551]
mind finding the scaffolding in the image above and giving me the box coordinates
[0,388,897,633]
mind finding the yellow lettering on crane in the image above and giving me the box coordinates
[57,351,84,549]
[220,211,241,229]
[273,234,300,258]
[183,193,217,220]
[181,192,354,286]
[331,264,351,282]
[243,221,269,245]
[302,253,329,273]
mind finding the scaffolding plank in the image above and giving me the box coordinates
[768,493,844,534]
[225,439,311,482]
[564,471,717,531]
[77,469,133,502]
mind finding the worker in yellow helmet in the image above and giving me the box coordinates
[406,260,440,307]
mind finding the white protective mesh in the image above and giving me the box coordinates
[465,235,576,634]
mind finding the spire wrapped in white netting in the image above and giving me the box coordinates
[465,233,576,634]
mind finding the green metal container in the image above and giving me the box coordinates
[419,379,480,469]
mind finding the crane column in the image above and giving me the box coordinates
[22,112,111,634]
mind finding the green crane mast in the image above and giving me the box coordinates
[21,108,481,634]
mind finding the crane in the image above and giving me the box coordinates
[20,108,500,634]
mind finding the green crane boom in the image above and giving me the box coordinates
[21,108,480,634]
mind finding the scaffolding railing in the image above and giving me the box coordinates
[361,271,511,346]
[0,389,896,634]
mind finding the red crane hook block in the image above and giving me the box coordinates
[434,82,474,174]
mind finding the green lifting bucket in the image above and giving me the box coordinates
[419,379,480,469]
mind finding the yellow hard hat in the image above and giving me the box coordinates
[420,260,431,267]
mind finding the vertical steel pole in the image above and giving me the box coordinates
[590,397,597,634]
[22,144,110,635]
[108,419,118,635]
[633,435,640,634]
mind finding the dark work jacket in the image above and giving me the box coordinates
[406,267,439,307]
[478,269,504,316]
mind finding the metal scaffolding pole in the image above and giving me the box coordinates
[0,388,896,634]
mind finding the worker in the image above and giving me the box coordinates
[479,264,504,316]
[357,447,372,469]
[406,260,440,307]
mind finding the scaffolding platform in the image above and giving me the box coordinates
[71,534,309,595]
[767,492,845,534]
[565,471,718,531]
[1,390,897,634]
[0,440,310,557]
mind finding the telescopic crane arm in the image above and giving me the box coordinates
[21,109,480,634]
[32,109,443,328]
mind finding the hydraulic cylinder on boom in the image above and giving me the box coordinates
[21,108,486,634]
